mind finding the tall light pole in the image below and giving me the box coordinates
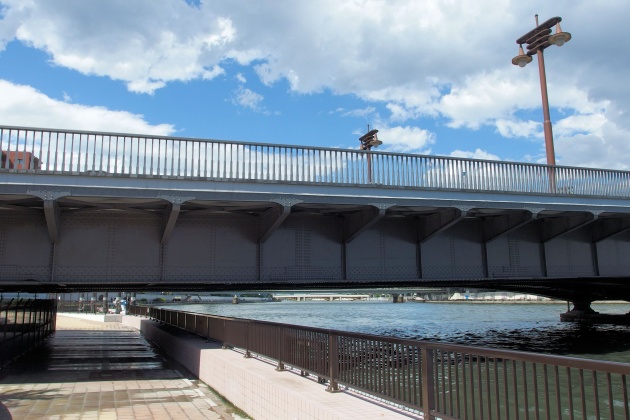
[359,128,382,183]
[512,15,571,189]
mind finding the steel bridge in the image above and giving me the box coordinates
[1,126,630,308]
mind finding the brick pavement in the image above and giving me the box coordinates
[0,314,249,420]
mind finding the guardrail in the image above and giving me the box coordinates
[128,305,630,419]
[2,125,630,198]
[0,299,57,368]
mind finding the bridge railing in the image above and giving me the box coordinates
[0,299,57,368]
[131,305,630,419]
[2,125,630,197]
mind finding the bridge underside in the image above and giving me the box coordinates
[1,184,630,304]
[2,278,628,305]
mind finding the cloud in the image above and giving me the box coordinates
[332,106,376,118]
[232,85,264,111]
[554,112,630,170]
[377,125,435,154]
[0,80,174,135]
[495,119,540,139]
[450,149,501,161]
[554,114,606,138]
[1,1,234,94]
[2,1,630,168]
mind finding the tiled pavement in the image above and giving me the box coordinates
[0,314,247,420]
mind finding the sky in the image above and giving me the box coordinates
[0,0,628,170]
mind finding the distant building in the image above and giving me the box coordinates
[1,151,41,169]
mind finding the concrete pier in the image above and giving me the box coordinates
[560,310,630,324]
[560,301,630,325]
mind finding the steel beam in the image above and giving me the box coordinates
[161,203,181,244]
[159,195,193,244]
[541,211,597,242]
[43,200,60,243]
[592,216,630,242]
[258,198,302,243]
[343,204,393,243]
[417,208,464,243]
[482,211,533,243]
[28,190,69,243]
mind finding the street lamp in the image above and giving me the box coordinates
[359,128,382,182]
[512,15,571,170]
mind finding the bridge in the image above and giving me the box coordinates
[1,125,630,311]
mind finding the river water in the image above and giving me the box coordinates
[166,301,630,364]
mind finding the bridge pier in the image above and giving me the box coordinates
[560,301,630,325]
[391,293,406,303]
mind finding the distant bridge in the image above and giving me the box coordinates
[272,294,371,301]
[1,126,630,309]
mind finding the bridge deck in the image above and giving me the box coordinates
[1,126,630,303]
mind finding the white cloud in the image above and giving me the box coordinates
[450,149,501,161]
[435,70,535,130]
[0,80,174,135]
[495,119,540,139]
[232,86,264,111]
[1,1,630,168]
[386,102,417,122]
[554,113,606,138]
[555,112,630,170]
[1,1,234,94]
[235,73,246,83]
[334,106,376,118]
[377,125,435,154]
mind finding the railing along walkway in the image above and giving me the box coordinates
[0,299,57,368]
[2,126,630,198]
[129,306,630,420]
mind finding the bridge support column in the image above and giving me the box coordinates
[391,293,406,303]
[559,301,630,324]
[568,301,598,314]
[560,301,597,323]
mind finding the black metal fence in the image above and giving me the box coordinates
[129,306,630,419]
[0,299,57,368]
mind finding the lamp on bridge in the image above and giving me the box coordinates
[359,128,382,183]
[512,15,571,190]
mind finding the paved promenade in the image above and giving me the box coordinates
[1,314,420,419]
[0,314,246,420]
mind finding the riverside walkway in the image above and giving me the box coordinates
[0,314,243,420]
[0,314,418,419]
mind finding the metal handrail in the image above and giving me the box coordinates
[129,305,630,419]
[2,125,630,198]
[0,299,57,368]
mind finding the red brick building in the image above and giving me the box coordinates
[1,151,41,169]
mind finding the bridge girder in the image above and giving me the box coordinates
[1,174,630,303]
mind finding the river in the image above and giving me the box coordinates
[165,300,630,364]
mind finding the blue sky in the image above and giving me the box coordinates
[1,0,629,170]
